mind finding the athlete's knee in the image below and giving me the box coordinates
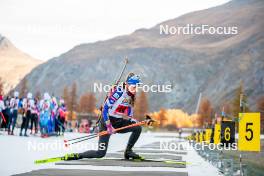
[133,125,142,133]
[96,150,107,158]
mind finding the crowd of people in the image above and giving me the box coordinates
[0,91,67,137]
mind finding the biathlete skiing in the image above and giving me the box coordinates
[34,59,156,164]
[66,73,147,161]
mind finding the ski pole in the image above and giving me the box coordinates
[0,112,6,123]
[65,121,146,147]
[66,58,129,143]
[65,115,156,146]
[65,132,106,146]
[64,133,98,143]
[65,121,145,146]
[55,117,65,129]
[66,121,145,146]
[115,57,128,85]
[96,57,129,125]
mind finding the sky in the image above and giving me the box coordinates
[0,0,230,60]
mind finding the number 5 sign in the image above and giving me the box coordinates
[238,113,260,151]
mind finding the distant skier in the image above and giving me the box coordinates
[66,73,145,160]
[178,128,182,139]
[57,99,66,135]
[0,95,6,127]
[39,93,51,137]
[50,96,58,133]
[20,93,32,136]
[8,91,20,135]
[30,97,39,135]
[1,96,10,129]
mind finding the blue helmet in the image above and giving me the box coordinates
[126,75,141,85]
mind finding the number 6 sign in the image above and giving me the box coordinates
[221,121,235,145]
[238,113,260,151]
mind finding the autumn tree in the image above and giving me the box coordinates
[68,82,78,120]
[257,96,264,111]
[159,108,167,128]
[198,98,213,128]
[78,93,88,113]
[257,96,264,133]
[87,93,96,113]
[78,92,96,114]
[62,86,69,107]
[134,91,149,121]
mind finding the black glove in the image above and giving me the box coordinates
[145,115,155,126]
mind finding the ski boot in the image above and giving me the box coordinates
[124,149,143,160]
[64,153,81,161]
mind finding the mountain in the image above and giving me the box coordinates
[0,35,42,94]
[19,0,264,112]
